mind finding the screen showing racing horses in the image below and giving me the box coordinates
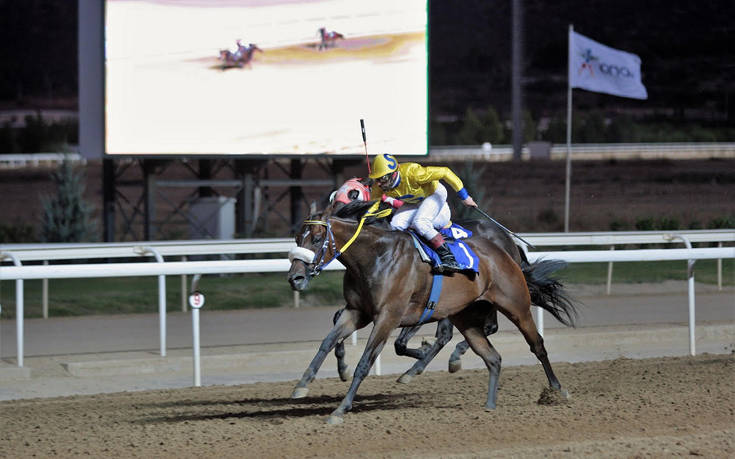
[104,0,428,156]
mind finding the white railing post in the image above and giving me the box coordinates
[2,252,24,367]
[42,260,49,318]
[536,306,544,337]
[180,256,187,312]
[606,246,614,295]
[664,234,696,356]
[189,274,204,387]
[136,246,167,357]
[717,242,723,291]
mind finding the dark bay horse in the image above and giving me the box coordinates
[218,43,262,69]
[318,27,344,50]
[288,200,578,424]
[323,178,528,383]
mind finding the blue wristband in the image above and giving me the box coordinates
[457,188,469,200]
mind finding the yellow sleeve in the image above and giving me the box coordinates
[410,165,465,192]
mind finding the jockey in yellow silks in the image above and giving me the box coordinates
[369,153,477,272]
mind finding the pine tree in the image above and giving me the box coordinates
[40,160,97,242]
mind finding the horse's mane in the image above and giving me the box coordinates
[333,200,394,229]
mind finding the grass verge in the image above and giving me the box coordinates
[0,259,731,319]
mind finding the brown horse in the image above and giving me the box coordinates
[323,180,528,383]
[318,27,344,50]
[288,200,578,424]
[218,43,262,69]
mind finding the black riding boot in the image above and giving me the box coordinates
[435,243,463,273]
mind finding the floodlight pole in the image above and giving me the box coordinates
[511,0,523,161]
[103,158,116,242]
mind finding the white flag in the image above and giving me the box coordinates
[569,30,648,100]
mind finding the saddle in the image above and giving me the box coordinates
[409,224,479,274]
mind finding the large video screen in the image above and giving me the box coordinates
[105,0,428,156]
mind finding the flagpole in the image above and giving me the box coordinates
[564,24,573,233]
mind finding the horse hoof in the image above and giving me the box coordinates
[291,387,309,399]
[448,360,462,373]
[339,366,352,382]
[326,415,344,425]
[397,373,413,384]
[560,388,571,400]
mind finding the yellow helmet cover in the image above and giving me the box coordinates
[369,154,399,179]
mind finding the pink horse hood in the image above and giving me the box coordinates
[332,178,370,204]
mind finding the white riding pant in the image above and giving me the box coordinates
[389,183,450,241]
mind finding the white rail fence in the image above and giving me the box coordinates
[0,153,85,169]
[2,143,734,169]
[1,230,733,369]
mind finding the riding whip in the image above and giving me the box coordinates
[360,119,371,175]
[473,207,535,249]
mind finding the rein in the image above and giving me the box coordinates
[297,202,392,276]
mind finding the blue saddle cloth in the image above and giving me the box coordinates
[410,224,480,273]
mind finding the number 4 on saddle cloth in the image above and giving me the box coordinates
[410,224,480,274]
[409,223,478,324]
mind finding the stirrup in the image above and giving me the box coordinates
[440,261,462,273]
[436,256,462,273]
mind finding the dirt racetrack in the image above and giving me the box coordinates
[1,354,733,458]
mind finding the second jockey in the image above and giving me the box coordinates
[369,153,477,273]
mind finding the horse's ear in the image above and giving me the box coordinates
[309,201,317,215]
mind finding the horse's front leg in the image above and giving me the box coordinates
[291,308,365,399]
[397,318,454,384]
[393,325,423,359]
[332,308,351,381]
[327,314,399,424]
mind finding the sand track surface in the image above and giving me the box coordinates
[1,354,733,458]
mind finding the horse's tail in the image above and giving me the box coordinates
[521,258,579,327]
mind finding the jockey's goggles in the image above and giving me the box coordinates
[376,171,396,187]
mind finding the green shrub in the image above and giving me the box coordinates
[0,223,35,243]
[448,161,487,221]
[658,217,680,230]
[708,216,735,229]
[609,218,629,231]
[635,217,656,231]
[537,208,561,231]
[40,159,98,242]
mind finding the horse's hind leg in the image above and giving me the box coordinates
[397,318,453,384]
[292,307,366,399]
[449,308,498,373]
[452,318,502,410]
[506,307,566,396]
[448,340,470,373]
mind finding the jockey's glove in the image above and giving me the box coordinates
[381,194,404,208]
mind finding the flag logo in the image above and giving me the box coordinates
[578,49,597,76]
[569,30,647,100]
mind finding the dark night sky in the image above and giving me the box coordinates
[0,0,733,125]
